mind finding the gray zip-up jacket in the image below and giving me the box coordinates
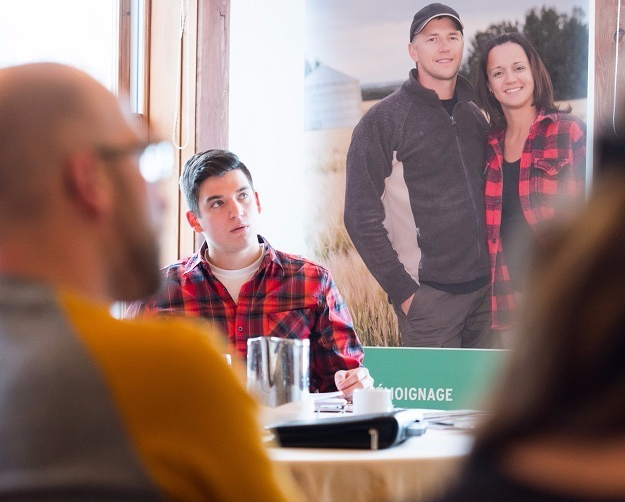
[344,69,490,307]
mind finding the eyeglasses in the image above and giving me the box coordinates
[96,140,175,183]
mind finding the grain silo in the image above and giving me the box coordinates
[304,64,363,130]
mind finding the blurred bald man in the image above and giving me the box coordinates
[0,63,302,502]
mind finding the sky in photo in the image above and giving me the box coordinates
[306,0,588,85]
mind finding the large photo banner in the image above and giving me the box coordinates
[303,0,588,347]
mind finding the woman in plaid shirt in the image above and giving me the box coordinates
[476,32,586,332]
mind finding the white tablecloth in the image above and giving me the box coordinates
[268,427,473,502]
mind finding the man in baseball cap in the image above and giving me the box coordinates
[345,5,500,349]
[409,3,463,40]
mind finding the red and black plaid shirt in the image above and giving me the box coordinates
[485,110,586,330]
[127,236,364,392]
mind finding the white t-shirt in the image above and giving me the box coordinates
[207,245,265,304]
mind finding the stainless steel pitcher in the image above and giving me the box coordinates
[246,336,310,407]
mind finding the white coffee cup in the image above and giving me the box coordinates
[352,388,393,414]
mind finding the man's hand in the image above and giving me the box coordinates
[401,293,414,316]
[334,367,374,398]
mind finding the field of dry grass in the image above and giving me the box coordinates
[303,126,401,347]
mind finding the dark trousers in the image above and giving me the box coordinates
[393,283,500,348]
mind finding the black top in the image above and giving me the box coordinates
[440,94,458,117]
[500,158,531,290]
[431,454,625,502]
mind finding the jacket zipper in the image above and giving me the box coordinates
[450,113,483,262]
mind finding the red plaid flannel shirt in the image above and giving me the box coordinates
[126,236,364,392]
[485,110,586,330]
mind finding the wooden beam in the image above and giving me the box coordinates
[195,0,230,152]
[118,0,131,96]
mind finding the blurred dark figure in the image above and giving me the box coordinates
[427,147,625,501]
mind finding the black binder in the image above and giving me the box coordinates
[267,409,426,450]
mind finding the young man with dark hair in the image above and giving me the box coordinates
[128,149,373,396]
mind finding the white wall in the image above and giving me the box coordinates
[229,0,306,254]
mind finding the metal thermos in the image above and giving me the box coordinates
[246,336,310,407]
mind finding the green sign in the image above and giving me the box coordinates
[363,347,508,410]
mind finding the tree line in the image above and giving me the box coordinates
[460,6,588,101]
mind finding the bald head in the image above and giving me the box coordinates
[0,63,162,302]
[0,63,126,225]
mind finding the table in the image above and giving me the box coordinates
[268,426,473,502]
